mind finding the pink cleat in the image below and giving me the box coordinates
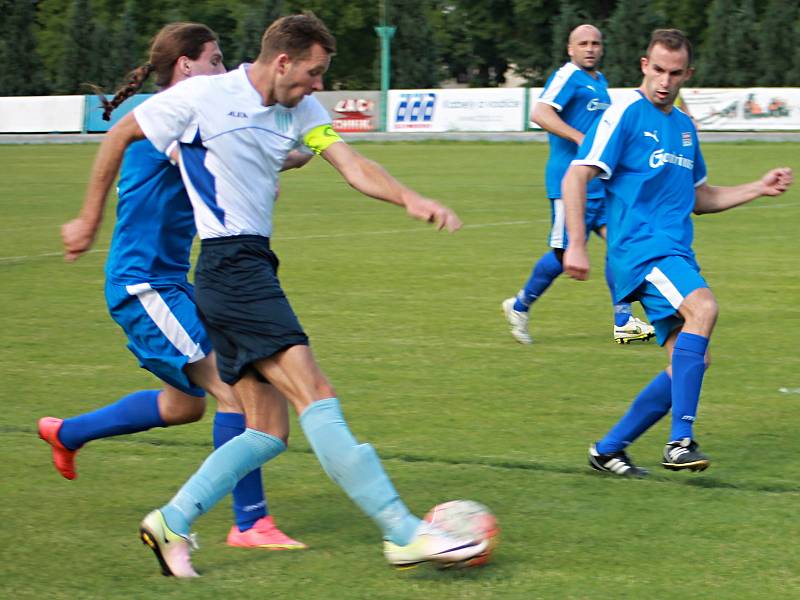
[38,417,79,480]
[226,516,307,550]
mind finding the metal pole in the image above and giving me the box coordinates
[374,25,396,132]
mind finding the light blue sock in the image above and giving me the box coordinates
[596,371,672,454]
[514,250,563,312]
[58,390,167,450]
[300,398,420,545]
[213,412,267,532]
[670,332,709,441]
[161,429,285,536]
[605,258,632,327]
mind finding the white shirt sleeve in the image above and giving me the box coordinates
[296,95,333,137]
[133,79,201,154]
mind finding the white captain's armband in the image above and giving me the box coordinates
[303,124,343,155]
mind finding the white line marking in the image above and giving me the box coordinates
[0,220,536,263]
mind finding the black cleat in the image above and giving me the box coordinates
[662,438,710,472]
[589,443,649,477]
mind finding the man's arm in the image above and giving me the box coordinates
[320,141,462,232]
[61,113,145,261]
[561,164,602,280]
[694,167,793,214]
[282,150,313,171]
[532,102,584,145]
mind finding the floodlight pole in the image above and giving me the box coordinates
[375,1,395,132]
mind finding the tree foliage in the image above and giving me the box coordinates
[8,0,800,96]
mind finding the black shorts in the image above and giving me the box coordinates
[194,235,309,385]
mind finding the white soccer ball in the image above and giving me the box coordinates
[425,499,499,567]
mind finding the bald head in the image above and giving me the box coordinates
[567,24,603,72]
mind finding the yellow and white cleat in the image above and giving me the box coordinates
[139,510,199,578]
[614,316,655,344]
[383,522,488,568]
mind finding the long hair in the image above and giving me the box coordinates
[93,22,218,121]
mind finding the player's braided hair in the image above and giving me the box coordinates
[92,22,218,121]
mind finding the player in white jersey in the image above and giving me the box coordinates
[68,13,487,577]
[561,29,792,476]
[54,22,305,550]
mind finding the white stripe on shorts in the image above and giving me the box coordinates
[125,283,206,363]
[550,198,566,249]
[644,267,684,309]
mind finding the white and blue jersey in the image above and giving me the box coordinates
[104,139,210,397]
[572,89,707,303]
[538,62,610,200]
[133,64,329,240]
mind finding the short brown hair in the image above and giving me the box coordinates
[647,29,693,66]
[258,12,336,62]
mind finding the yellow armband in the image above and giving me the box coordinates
[303,124,343,155]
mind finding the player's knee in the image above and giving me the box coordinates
[162,395,206,425]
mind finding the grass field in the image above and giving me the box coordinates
[1,141,799,599]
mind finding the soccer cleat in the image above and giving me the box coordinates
[614,316,655,344]
[139,510,199,578]
[588,443,649,477]
[226,515,307,550]
[501,298,532,344]
[662,438,710,472]
[383,521,488,568]
[38,417,79,480]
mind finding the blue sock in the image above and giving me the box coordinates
[58,390,166,450]
[514,250,563,312]
[605,258,632,327]
[300,398,420,546]
[670,332,709,441]
[214,412,267,532]
[596,371,672,454]
[161,429,285,536]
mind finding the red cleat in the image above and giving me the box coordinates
[226,516,307,550]
[38,417,79,480]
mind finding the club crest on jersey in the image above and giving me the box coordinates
[274,110,293,134]
[227,111,248,118]
[682,131,693,147]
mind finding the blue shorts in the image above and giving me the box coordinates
[548,197,607,249]
[628,256,709,345]
[194,235,309,385]
[105,280,212,396]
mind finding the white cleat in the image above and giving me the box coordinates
[139,510,199,578]
[614,316,655,344]
[502,298,532,344]
[384,522,488,568]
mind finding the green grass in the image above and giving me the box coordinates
[1,142,799,599]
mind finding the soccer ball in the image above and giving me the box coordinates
[425,500,499,567]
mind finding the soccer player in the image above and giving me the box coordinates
[561,29,793,476]
[51,22,305,550]
[65,13,487,577]
[502,24,655,345]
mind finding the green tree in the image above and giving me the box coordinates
[0,0,48,95]
[109,0,146,83]
[787,18,800,85]
[604,0,663,86]
[391,0,440,88]
[56,0,98,93]
[233,0,286,66]
[549,0,584,69]
[757,0,799,85]
[696,0,735,86]
[725,0,759,86]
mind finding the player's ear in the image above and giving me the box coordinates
[685,66,695,82]
[177,56,191,77]
[640,56,648,75]
[276,53,290,75]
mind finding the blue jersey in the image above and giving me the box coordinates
[105,140,196,285]
[538,62,610,199]
[572,89,707,302]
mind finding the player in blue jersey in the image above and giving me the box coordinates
[561,29,793,476]
[49,22,306,550]
[502,24,655,345]
[65,14,488,577]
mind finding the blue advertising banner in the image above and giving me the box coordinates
[84,94,153,132]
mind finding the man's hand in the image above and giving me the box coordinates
[760,167,793,197]
[62,217,98,262]
[404,196,463,232]
[563,245,590,280]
